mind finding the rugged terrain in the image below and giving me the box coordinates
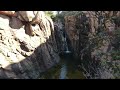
[0,11,60,79]
[0,11,120,79]
[63,11,120,78]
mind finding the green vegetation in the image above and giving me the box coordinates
[45,11,56,19]
[40,64,61,79]
[111,50,120,60]
[54,11,82,23]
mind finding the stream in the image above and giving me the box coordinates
[39,56,85,79]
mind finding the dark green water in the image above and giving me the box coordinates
[39,57,85,79]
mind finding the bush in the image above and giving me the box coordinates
[45,11,56,19]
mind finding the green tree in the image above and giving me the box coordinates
[45,11,56,19]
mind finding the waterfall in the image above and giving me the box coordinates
[64,32,71,53]
[64,36,68,51]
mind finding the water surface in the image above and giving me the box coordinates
[40,57,85,79]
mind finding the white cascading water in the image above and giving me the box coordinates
[64,33,71,53]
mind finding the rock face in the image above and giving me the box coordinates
[54,19,72,54]
[64,11,120,58]
[64,11,120,78]
[0,11,60,79]
[65,16,79,57]
[0,15,10,30]
[54,20,65,52]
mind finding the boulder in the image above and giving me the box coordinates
[17,11,35,21]
[9,17,23,29]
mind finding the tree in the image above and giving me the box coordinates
[44,11,56,19]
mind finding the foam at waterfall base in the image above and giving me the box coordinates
[64,50,71,53]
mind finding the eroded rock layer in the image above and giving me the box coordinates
[0,11,60,79]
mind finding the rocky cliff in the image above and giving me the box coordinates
[64,11,120,78]
[0,11,60,79]
[65,11,116,57]
[0,11,120,79]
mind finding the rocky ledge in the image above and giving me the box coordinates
[0,11,60,79]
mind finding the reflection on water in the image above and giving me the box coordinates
[39,57,85,79]
[59,63,67,79]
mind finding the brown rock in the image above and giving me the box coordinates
[9,17,23,29]
[0,11,16,17]
[17,11,35,21]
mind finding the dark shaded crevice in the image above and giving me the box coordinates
[0,68,8,79]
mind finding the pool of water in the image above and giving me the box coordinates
[39,57,85,79]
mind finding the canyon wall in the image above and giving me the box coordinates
[64,11,120,78]
[0,11,60,79]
